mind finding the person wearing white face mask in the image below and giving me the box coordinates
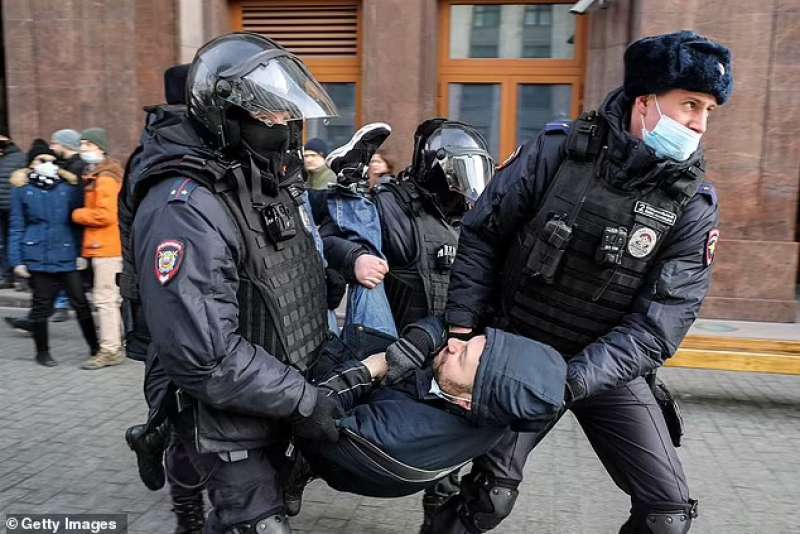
[433,31,733,534]
[5,144,99,366]
[72,128,125,370]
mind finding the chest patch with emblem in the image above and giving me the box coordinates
[627,227,658,258]
[155,240,185,285]
[633,201,677,226]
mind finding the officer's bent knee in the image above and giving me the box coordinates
[224,513,290,534]
[460,473,520,533]
[621,499,698,534]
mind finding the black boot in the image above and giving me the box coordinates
[125,422,170,490]
[5,316,32,334]
[171,484,205,534]
[420,472,461,533]
[283,451,314,517]
[31,321,56,367]
[77,316,100,356]
[36,351,57,367]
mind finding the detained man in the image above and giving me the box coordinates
[290,320,567,500]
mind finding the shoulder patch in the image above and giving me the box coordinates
[705,229,720,267]
[697,182,718,206]
[167,178,200,203]
[543,120,571,135]
[155,240,185,285]
[496,145,522,171]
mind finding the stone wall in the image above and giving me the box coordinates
[359,0,438,167]
[3,0,178,162]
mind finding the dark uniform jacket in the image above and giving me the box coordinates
[129,116,318,453]
[446,88,720,401]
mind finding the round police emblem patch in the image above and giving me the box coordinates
[155,240,185,285]
[627,227,658,258]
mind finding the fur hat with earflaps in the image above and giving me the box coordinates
[624,30,733,105]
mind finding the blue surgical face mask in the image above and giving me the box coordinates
[429,377,471,405]
[80,151,104,164]
[641,96,702,161]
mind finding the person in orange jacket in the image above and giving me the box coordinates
[72,128,124,369]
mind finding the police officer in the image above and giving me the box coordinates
[127,33,343,534]
[322,118,493,329]
[427,31,732,534]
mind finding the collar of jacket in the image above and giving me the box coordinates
[597,87,705,192]
[84,158,123,183]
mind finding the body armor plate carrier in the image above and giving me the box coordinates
[499,111,704,357]
[381,182,459,329]
[125,109,328,371]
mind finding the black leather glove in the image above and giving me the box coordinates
[325,267,347,310]
[385,316,447,384]
[291,393,343,443]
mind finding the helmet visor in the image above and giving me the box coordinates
[442,151,493,203]
[228,56,338,121]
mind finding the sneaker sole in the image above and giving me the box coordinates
[325,122,392,167]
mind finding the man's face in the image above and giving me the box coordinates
[432,335,487,409]
[80,140,103,159]
[304,150,326,172]
[637,89,718,138]
[50,142,65,158]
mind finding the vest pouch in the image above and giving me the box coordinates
[525,216,573,284]
[262,201,297,244]
[435,244,457,271]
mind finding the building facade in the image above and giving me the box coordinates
[2,0,798,322]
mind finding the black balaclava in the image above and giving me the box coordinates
[226,106,291,178]
[418,165,468,223]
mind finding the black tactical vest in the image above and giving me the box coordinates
[499,112,704,357]
[127,112,328,371]
[381,182,459,329]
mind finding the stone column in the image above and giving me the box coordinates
[360,0,439,168]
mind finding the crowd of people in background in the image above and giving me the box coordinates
[0,126,392,371]
[0,128,124,369]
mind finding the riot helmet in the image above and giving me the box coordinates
[411,119,493,205]
[186,33,337,152]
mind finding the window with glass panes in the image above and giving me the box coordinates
[229,0,361,150]
[439,1,586,162]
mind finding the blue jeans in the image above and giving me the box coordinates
[327,191,397,339]
[54,290,70,310]
[301,192,340,336]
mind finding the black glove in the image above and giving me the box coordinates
[385,316,447,384]
[291,393,343,443]
[325,267,347,310]
[385,338,427,385]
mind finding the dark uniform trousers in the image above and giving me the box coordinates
[169,408,287,533]
[471,376,688,525]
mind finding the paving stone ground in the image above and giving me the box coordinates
[1,308,798,533]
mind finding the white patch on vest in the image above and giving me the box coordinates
[298,205,312,231]
[627,227,658,258]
